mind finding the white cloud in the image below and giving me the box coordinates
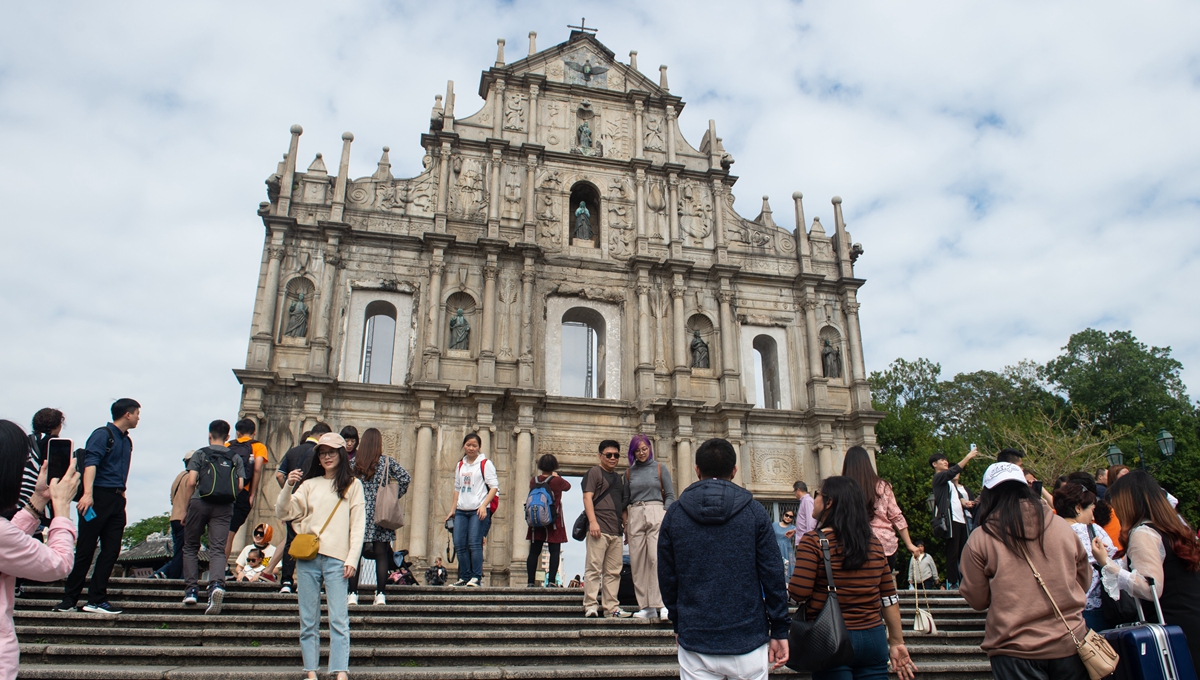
[2,0,1198,524]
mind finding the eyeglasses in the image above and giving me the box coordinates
[812,490,822,498]
[602,453,621,459]
[317,450,340,459]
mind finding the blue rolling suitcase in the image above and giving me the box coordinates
[1103,578,1197,680]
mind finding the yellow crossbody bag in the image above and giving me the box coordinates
[288,497,343,561]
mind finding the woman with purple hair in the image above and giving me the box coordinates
[624,434,675,619]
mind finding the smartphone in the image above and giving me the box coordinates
[46,438,73,481]
[1032,480,1044,497]
[970,443,977,452]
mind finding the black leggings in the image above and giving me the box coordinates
[348,540,395,594]
[527,540,561,585]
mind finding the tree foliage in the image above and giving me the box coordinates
[122,512,170,549]
[870,328,1198,576]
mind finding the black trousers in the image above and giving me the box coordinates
[527,540,561,585]
[154,520,185,579]
[945,521,968,586]
[990,654,1088,680]
[182,498,232,591]
[227,488,252,536]
[281,523,298,585]
[347,540,396,594]
[63,487,126,606]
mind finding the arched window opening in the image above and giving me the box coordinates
[360,301,398,384]
[561,307,606,398]
[568,181,601,247]
[753,335,781,409]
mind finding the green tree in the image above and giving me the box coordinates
[122,513,170,549]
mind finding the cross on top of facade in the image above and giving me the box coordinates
[567,18,598,34]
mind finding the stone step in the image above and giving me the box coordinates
[16,661,996,680]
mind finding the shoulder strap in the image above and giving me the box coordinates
[316,497,345,536]
[657,463,664,501]
[591,471,616,507]
[1020,548,1083,647]
[818,536,838,593]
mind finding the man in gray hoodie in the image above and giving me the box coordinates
[658,438,789,679]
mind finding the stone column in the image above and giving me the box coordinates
[675,438,692,496]
[488,148,502,238]
[518,258,535,387]
[844,299,866,382]
[633,100,644,158]
[523,154,538,243]
[275,125,302,217]
[667,174,680,244]
[307,242,341,375]
[423,257,446,379]
[635,168,647,237]
[792,192,810,272]
[672,279,687,371]
[330,132,353,222]
[435,142,452,233]
[803,293,822,378]
[712,181,726,249]
[249,238,286,369]
[510,428,533,565]
[493,79,505,139]
[665,105,677,165]
[636,277,654,398]
[528,85,539,143]
[409,418,436,563]
[479,256,498,384]
[718,288,740,400]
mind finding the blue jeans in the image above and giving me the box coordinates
[812,624,890,680]
[453,508,492,581]
[154,520,185,579]
[296,554,350,673]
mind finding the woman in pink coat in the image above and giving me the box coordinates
[843,446,920,575]
[0,420,79,680]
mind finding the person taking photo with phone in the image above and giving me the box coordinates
[1,419,80,680]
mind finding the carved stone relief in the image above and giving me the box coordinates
[503,93,527,131]
[549,282,626,303]
[677,180,713,244]
[498,272,519,360]
[536,194,561,250]
[607,205,633,259]
[600,110,631,160]
[563,51,609,88]
[646,180,667,241]
[407,172,437,217]
[502,164,522,220]
[541,102,568,150]
[449,156,487,222]
[752,449,797,484]
[644,114,665,152]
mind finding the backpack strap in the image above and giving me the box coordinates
[657,463,664,501]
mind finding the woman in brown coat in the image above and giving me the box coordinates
[526,454,571,587]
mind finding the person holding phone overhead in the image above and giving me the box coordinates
[1,419,81,680]
[929,444,981,590]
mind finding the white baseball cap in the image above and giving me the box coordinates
[982,462,1026,489]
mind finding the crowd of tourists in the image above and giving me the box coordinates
[3,398,1200,680]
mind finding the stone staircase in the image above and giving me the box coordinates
[15,579,991,679]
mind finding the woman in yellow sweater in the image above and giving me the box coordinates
[278,432,365,680]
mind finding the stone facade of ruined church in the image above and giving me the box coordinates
[233,31,883,582]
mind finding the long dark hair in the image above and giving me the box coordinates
[0,420,30,515]
[841,446,884,516]
[301,444,356,499]
[815,476,874,570]
[353,428,384,479]
[974,479,1045,555]
[1107,470,1200,572]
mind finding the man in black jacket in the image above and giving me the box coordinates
[929,447,980,589]
[658,438,789,679]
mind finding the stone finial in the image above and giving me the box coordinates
[792,191,803,200]
[659,65,669,91]
[810,216,827,236]
[307,152,327,174]
[373,146,392,181]
[630,50,639,70]
[832,195,842,204]
[342,131,354,142]
[529,31,537,56]
[290,124,303,135]
[761,195,772,214]
[496,38,506,67]
[792,192,805,229]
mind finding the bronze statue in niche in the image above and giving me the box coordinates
[448,308,471,350]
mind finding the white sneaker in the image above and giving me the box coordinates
[632,608,654,619]
[465,577,481,588]
[347,593,359,606]
[373,592,386,606]
[609,608,633,618]
[659,607,669,619]
[279,584,293,594]
[584,607,599,618]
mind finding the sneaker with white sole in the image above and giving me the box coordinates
[584,607,599,618]
[82,602,122,616]
[659,607,669,619]
[373,592,387,606]
[450,579,468,587]
[347,592,359,606]
[182,588,198,606]
[465,577,481,587]
[279,583,293,594]
[609,608,633,618]
[205,588,224,615]
[632,608,654,619]
[51,601,77,613]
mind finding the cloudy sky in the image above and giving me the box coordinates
[3,1,1198,537]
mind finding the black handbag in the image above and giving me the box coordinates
[786,535,855,672]
[571,473,617,541]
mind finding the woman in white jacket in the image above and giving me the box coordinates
[277,432,365,680]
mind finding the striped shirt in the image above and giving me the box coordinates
[788,528,897,630]
[18,435,45,507]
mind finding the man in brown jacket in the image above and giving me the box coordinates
[151,451,194,580]
[960,462,1092,680]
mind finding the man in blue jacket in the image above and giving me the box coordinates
[658,438,789,679]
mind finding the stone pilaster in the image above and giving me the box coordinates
[518,255,536,387]
[478,254,498,384]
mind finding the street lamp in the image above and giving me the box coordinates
[1157,430,1175,458]
[1105,444,1124,467]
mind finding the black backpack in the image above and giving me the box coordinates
[197,447,238,504]
[226,438,258,488]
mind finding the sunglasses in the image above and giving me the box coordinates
[782,514,794,520]
[602,453,621,459]
[254,532,265,537]
[812,490,822,498]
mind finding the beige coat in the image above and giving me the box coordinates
[960,499,1091,660]
[276,476,365,567]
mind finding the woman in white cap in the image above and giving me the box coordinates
[959,462,1092,680]
[277,432,365,680]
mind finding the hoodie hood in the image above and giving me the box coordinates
[676,478,755,526]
